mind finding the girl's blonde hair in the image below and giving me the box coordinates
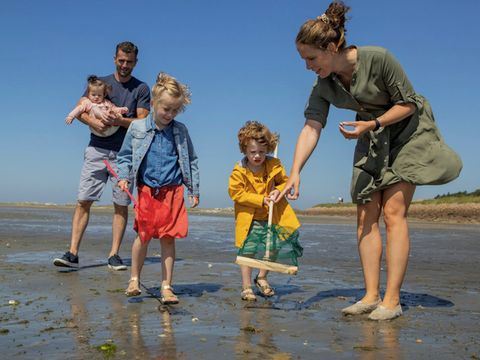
[238,121,278,154]
[296,1,350,50]
[87,75,110,97]
[151,72,191,112]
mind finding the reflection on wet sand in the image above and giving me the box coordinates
[235,305,292,360]
[68,273,133,355]
[355,320,401,360]
[156,307,180,359]
[67,274,94,353]
[126,303,180,359]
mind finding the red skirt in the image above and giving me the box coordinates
[134,184,188,243]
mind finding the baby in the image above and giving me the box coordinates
[65,75,128,137]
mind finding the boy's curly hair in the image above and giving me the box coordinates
[238,121,278,154]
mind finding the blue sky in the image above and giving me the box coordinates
[0,0,478,209]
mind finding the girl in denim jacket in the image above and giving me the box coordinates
[117,72,199,304]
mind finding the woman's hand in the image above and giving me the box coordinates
[277,172,301,201]
[189,195,199,208]
[118,180,129,192]
[274,119,321,203]
[339,120,375,140]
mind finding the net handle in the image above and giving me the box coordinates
[266,143,278,258]
[268,142,278,226]
[103,159,138,207]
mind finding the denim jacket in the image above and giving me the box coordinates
[117,113,200,197]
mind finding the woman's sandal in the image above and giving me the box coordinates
[125,277,142,297]
[241,286,257,302]
[254,276,275,297]
[161,284,179,305]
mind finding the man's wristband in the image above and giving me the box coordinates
[373,118,381,131]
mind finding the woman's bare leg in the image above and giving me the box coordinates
[381,182,415,309]
[357,191,383,303]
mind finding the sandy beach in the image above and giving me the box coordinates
[0,205,479,359]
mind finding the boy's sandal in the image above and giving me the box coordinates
[254,276,275,297]
[241,286,257,302]
[125,277,142,297]
[161,284,179,305]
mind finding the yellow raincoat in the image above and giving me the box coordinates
[228,157,300,248]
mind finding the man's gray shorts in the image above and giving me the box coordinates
[77,146,133,206]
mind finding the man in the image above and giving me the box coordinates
[54,41,150,270]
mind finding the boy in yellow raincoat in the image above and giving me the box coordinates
[228,121,300,301]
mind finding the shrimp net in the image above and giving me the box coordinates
[237,222,303,266]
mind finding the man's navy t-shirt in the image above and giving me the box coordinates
[86,74,150,152]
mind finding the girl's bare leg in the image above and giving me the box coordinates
[127,236,148,293]
[160,237,175,286]
[160,237,178,302]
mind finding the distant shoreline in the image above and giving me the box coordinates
[1,202,479,225]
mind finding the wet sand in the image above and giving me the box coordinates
[0,206,479,359]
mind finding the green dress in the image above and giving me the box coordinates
[304,46,462,204]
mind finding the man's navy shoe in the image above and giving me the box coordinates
[53,251,79,268]
[108,254,127,271]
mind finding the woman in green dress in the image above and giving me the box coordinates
[278,1,462,320]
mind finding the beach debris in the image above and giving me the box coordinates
[89,288,100,296]
[222,287,236,292]
[0,328,9,334]
[8,300,20,306]
[192,317,199,322]
[106,288,125,294]
[77,335,88,344]
[95,341,117,357]
[41,326,55,332]
[353,345,378,351]
[416,339,423,343]
[337,296,347,301]
[208,263,213,268]
[241,325,258,333]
